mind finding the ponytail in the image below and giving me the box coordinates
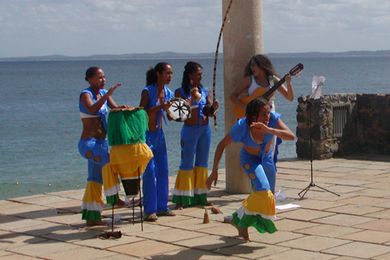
[146,67,156,85]
[145,62,171,85]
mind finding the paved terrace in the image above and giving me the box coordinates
[1,156,390,259]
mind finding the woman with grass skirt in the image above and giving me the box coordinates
[78,66,126,226]
[139,62,176,221]
[206,98,295,240]
[172,61,219,209]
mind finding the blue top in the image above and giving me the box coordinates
[177,85,209,123]
[230,112,281,148]
[79,87,109,115]
[143,84,174,129]
[79,87,109,131]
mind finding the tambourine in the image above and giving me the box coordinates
[167,98,191,122]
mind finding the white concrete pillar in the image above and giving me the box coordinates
[223,0,263,193]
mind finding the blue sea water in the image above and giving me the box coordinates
[0,56,389,200]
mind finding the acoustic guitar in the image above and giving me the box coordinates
[234,63,304,118]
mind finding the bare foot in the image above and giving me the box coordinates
[238,227,249,241]
[175,204,183,210]
[231,222,249,241]
[86,220,108,227]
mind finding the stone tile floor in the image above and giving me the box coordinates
[1,156,390,259]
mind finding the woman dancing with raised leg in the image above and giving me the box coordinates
[207,98,295,240]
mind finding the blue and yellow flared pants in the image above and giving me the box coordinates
[172,124,211,206]
[78,138,109,221]
[231,149,278,234]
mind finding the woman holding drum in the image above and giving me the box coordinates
[172,61,219,209]
[139,62,176,221]
[78,66,125,226]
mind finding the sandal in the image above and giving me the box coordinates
[144,213,158,222]
[175,204,184,210]
[157,210,176,217]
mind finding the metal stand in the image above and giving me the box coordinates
[99,202,122,239]
[127,170,144,231]
[138,169,144,231]
[298,101,340,199]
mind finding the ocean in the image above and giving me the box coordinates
[0,56,389,200]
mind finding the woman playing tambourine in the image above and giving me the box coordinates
[172,61,219,209]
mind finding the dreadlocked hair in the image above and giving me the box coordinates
[181,61,203,95]
[245,97,269,125]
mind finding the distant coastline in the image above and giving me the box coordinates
[1,50,390,62]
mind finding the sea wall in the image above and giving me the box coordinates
[296,94,390,159]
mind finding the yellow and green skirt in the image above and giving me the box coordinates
[232,190,277,234]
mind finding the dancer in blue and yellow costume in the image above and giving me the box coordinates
[230,54,294,193]
[172,61,219,208]
[78,66,125,226]
[206,98,295,240]
[139,62,176,221]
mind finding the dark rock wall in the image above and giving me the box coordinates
[296,94,389,159]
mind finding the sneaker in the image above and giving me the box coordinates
[144,213,158,222]
[157,210,176,217]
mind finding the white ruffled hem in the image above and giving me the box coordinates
[81,202,103,212]
[236,206,276,221]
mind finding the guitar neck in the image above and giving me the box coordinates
[262,75,287,100]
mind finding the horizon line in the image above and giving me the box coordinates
[1,49,390,61]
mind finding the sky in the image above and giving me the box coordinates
[1,0,390,58]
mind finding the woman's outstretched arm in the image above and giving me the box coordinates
[206,134,233,189]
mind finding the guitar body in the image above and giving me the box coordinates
[233,63,304,119]
[234,87,269,118]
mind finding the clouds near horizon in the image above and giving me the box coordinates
[0,0,389,57]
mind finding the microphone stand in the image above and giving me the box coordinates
[298,99,340,199]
